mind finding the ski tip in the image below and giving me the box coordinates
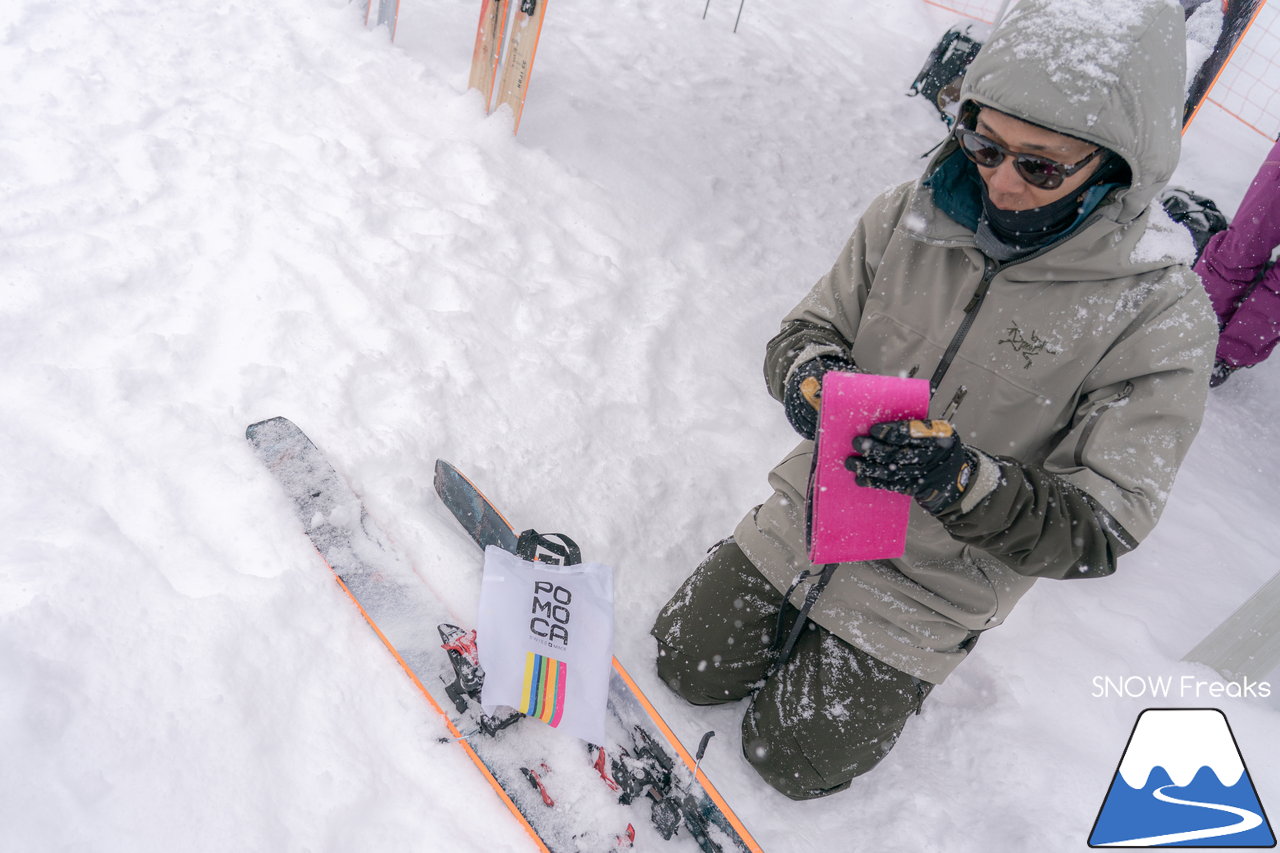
[433,459,456,489]
[245,416,294,441]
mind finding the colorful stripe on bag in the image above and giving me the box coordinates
[519,652,566,727]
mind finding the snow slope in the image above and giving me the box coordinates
[1,0,1276,850]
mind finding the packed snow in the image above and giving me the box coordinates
[2,0,1277,851]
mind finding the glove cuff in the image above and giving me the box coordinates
[781,345,855,391]
[956,449,1001,514]
[782,354,859,441]
[918,447,997,515]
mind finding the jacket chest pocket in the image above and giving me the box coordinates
[850,310,947,381]
[937,352,1059,461]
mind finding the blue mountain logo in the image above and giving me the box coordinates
[1090,708,1275,847]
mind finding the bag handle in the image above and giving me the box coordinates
[516,529,583,566]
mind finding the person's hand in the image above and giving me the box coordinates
[781,356,858,440]
[846,419,978,513]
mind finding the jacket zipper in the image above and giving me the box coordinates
[922,199,1116,398]
[929,257,998,394]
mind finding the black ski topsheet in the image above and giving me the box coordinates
[1184,0,1268,127]
[248,417,759,853]
[433,459,519,554]
[433,460,762,853]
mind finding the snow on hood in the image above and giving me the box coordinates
[960,0,1187,224]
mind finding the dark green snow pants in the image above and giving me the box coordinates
[650,540,930,800]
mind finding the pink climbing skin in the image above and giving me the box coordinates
[808,372,931,564]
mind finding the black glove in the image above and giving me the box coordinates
[846,419,978,514]
[782,356,858,440]
[1209,358,1242,388]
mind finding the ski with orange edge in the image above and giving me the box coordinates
[1183,0,1267,130]
[469,0,511,110]
[247,416,758,852]
[434,459,763,853]
[492,0,550,133]
[247,417,556,850]
[365,0,400,39]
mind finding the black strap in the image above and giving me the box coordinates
[515,529,582,566]
[767,563,838,678]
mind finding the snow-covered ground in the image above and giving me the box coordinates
[2,0,1276,850]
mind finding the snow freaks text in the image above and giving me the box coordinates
[1092,674,1272,700]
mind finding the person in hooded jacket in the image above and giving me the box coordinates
[651,0,1217,801]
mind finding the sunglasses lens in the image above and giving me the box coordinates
[957,127,1092,191]
[1013,157,1063,190]
[958,130,1003,168]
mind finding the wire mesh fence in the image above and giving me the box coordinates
[1204,1,1280,139]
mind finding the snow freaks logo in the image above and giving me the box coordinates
[1089,709,1275,847]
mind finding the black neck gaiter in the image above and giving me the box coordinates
[974,153,1128,261]
[979,180,1087,247]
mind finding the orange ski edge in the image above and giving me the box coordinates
[330,570,552,853]
[440,460,518,534]
[493,0,550,135]
[1183,1,1267,134]
[510,1,549,135]
[611,657,763,853]
[441,460,760,849]
[468,0,508,108]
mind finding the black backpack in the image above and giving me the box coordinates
[908,23,989,127]
[1159,186,1230,261]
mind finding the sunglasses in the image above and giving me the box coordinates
[954,126,1102,190]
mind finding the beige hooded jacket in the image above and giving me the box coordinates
[733,0,1217,684]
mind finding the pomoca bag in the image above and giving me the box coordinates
[476,540,614,743]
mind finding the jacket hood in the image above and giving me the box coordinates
[956,0,1186,224]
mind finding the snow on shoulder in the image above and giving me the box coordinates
[1132,202,1197,267]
